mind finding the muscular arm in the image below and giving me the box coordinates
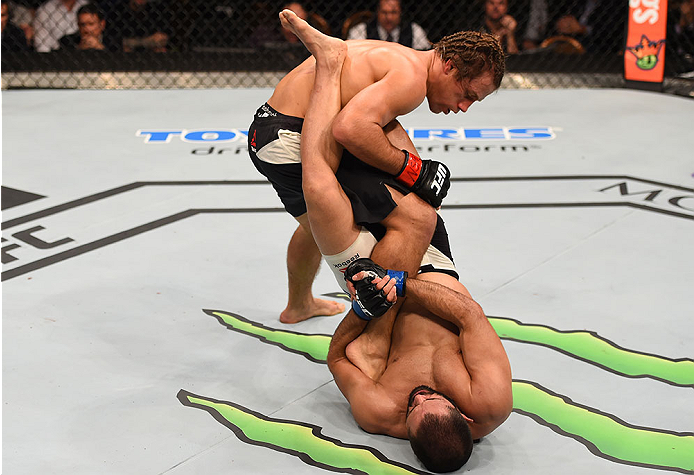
[332,60,427,174]
[407,277,513,431]
[327,311,369,371]
[327,309,400,435]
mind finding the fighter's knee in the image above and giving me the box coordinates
[390,195,436,239]
[301,175,328,202]
[302,175,345,210]
[409,195,437,228]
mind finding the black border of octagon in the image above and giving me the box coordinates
[2,175,692,281]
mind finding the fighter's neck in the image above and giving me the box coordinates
[424,50,440,90]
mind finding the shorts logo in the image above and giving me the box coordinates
[250,129,257,150]
[258,104,277,118]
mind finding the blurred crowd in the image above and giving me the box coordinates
[1,0,692,68]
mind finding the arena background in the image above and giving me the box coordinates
[1,0,693,95]
[2,1,694,475]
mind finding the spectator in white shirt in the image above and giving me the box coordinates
[33,0,89,52]
[346,0,431,51]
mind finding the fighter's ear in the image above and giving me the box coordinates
[462,413,474,423]
[443,59,455,75]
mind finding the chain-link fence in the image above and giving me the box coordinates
[1,0,693,96]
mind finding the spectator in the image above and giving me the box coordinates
[521,0,548,50]
[550,0,625,53]
[103,0,171,52]
[346,0,431,51]
[59,3,118,50]
[6,1,33,45]
[184,0,244,49]
[478,0,519,54]
[250,2,311,47]
[1,0,29,50]
[33,0,89,52]
[668,0,694,69]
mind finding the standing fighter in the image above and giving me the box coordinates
[248,12,504,323]
[280,10,512,472]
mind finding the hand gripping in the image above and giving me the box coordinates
[344,258,407,320]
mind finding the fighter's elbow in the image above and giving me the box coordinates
[326,350,351,376]
[326,350,341,371]
[457,300,486,328]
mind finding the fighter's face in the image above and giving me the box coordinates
[405,386,455,427]
[405,385,472,434]
[427,65,497,115]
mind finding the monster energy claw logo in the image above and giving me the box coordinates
[179,308,694,474]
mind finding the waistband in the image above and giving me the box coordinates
[253,103,304,127]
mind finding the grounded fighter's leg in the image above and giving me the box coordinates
[280,217,346,324]
[280,9,357,256]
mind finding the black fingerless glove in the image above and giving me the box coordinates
[344,258,407,320]
[395,150,451,208]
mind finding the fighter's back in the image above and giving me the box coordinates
[268,39,430,119]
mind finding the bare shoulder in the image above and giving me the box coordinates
[349,41,428,85]
[348,386,405,437]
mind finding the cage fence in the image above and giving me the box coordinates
[1,0,692,96]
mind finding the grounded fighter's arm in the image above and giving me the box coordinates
[406,277,513,432]
[332,64,427,175]
[327,311,369,372]
[327,311,396,434]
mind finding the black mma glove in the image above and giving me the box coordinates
[344,258,408,320]
[395,150,451,208]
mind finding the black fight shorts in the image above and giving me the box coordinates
[337,151,458,279]
[248,103,306,217]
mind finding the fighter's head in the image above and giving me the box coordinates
[405,385,474,472]
[426,31,505,115]
[434,30,504,87]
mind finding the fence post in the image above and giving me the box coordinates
[624,0,669,91]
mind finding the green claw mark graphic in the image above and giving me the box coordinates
[204,309,331,363]
[206,308,694,388]
[196,308,694,473]
[177,390,428,475]
[488,316,694,388]
[513,380,694,474]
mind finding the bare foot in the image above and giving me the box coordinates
[345,334,388,380]
[279,9,347,69]
[279,298,345,324]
